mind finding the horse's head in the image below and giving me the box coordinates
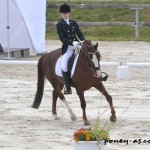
[81,40,101,78]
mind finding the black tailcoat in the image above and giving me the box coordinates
[56,19,85,55]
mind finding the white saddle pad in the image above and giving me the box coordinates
[55,52,80,78]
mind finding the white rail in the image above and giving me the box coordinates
[0,60,37,65]
[0,60,120,66]
[100,62,120,67]
[127,63,150,68]
[0,60,150,68]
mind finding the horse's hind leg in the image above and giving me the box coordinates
[51,82,77,121]
[52,89,60,120]
[49,79,63,119]
[95,83,116,122]
[58,91,77,121]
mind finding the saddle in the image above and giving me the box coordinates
[55,48,80,78]
[68,48,80,76]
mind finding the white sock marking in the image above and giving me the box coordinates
[63,100,77,121]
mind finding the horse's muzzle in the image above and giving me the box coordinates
[94,69,102,78]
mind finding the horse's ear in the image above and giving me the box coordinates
[94,42,98,49]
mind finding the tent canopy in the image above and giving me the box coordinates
[0,0,46,54]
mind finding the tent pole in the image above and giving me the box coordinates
[7,0,10,58]
[3,0,15,60]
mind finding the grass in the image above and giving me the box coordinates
[47,0,150,4]
[46,0,150,41]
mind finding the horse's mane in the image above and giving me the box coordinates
[83,40,93,46]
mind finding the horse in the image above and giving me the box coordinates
[32,40,116,125]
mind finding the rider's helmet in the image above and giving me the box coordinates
[59,3,71,13]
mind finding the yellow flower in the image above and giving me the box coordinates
[73,119,110,142]
[85,133,91,141]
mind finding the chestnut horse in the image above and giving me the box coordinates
[32,40,116,125]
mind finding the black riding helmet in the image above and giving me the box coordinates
[59,3,71,13]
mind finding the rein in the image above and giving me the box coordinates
[85,57,100,71]
[79,41,101,75]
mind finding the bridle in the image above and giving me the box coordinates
[85,47,101,74]
[87,50,101,71]
[78,40,108,80]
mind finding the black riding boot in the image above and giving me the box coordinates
[62,71,72,94]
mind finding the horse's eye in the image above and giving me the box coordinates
[88,54,93,59]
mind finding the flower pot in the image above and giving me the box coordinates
[74,141,106,150]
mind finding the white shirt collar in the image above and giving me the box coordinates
[63,18,70,25]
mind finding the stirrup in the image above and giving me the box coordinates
[101,72,109,81]
[64,85,72,94]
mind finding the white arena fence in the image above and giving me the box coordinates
[0,60,149,80]
[127,63,150,68]
[0,60,120,66]
[0,60,37,65]
[0,60,150,68]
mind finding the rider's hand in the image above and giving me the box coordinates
[73,41,81,49]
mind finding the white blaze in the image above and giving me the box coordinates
[91,54,101,78]
[92,54,99,68]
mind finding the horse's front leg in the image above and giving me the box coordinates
[77,90,90,126]
[95,82,117,123]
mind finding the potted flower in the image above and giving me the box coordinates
[73,116,110,150]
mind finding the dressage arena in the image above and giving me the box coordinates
[0,40,150,150]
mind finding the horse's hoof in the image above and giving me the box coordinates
[71,115,77,121]
[84,122,90,126]
[52,114,60,120]
[110,115,117,123]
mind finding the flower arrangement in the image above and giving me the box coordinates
[74,116,110,142]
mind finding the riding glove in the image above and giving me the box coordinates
[73,41,82,49]
[73,41,80,47]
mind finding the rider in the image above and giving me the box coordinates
[56,3,85,94]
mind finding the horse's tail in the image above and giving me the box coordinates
[32,54,46,109]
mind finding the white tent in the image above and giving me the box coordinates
[0,0,46,54]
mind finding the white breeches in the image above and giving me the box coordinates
[61,45,75,72]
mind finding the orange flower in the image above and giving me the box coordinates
[82,131,87,135]
[74,137,79,142]
[73,117,110,142]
